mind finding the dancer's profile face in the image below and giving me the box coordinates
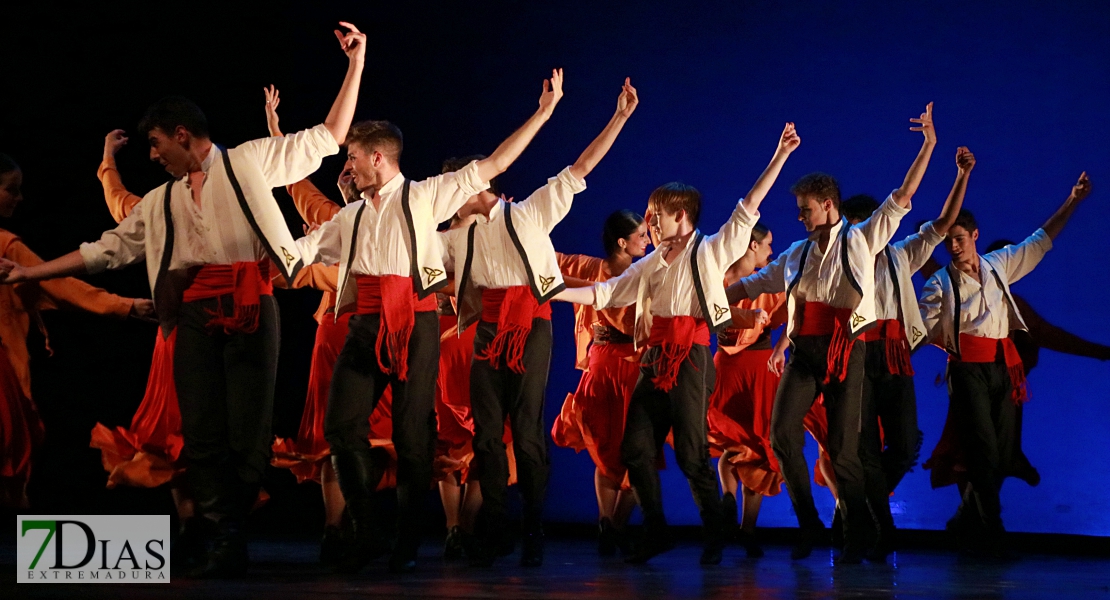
[0,169,23,218]
[147,127,191,178]
[620,221,651,258]
[650,208,683,242]
[796,195,833,232]
[945,225,979,264]
[345,143,386,194]
[752,230,774,268]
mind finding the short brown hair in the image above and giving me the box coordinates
[648,182,701,227]
[347,120,403,164]
[790,172,840,208]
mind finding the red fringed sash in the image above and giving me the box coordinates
[646,316,710,392]
[476,286,552,374]
[798,302,855,384]
[182,260,273,334]
[858,319,915,376]
[355,275,436,381]
[953,334,1029,404]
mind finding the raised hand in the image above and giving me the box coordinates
[910,102,936,145]
[103,129,128,161]
[616,77,638,119]
[539,68,564,115]
[129,299,157,322]
[264,85,282,137]
[1071,171,1092,202]
[334,21,366,63]
[956,146,975,174]
[777,122,801,156]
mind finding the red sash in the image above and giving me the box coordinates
[355,275,436,381]
[475,286,552,374]
[182,260,273,334]
[797,302,855,384]
[857,318,915,376]
[952,334,1029,404]
[646,316,710,392]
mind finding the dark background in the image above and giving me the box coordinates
[2,1,1108,536]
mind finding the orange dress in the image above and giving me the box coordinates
[269,178,396,489]
[0,228,133,499]
[550,253,641,488]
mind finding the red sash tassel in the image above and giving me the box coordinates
[182,260,273,334]
[476,287,552,374]
[954,334,1029,404]
[646,317,710,392]
[356,275,436,381]
[858,319,915,377]
[798,302,855,384]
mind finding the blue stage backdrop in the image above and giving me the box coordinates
[1,1,1106,535]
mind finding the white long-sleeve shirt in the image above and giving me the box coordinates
[875,221,944,319]
[919,229,1052,343]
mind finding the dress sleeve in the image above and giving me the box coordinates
[7,239,132,318]
[97,157,144,224]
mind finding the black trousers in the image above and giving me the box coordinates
[620,344,722,533]
[325,311,439,550]
[946,357,1017,533]
[470,319,552,535]
[770,335,867,544]
[176,295,280,527]
[859,340,922,530]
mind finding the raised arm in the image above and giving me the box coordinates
[323,22,365,145]
[932,147,974,235]
[475,69,564,183]
[741,122,800,215]
[99,130,144,223]
[892,102,938,208]
[1042,172,1091,240]
[265,85,283,137]
[567,78,638,180]
[287,176,342,227]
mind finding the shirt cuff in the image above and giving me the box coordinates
[455,160,493,197]
[554,166,588,194]
[306,123,342,158]
[1029,228,1053,253]
[919,220,945,246]
[79,242,110,275]
[731,200,760,227]
[881,192,912,217]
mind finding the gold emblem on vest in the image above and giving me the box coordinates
[281,246,295,267]
[539,275,556,293]
[912,326,923,343]
[713,304,729,321]
[423,267,444,285]
[850,312,865,327]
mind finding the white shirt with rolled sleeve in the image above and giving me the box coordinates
[875,220,945,350]
[739,193,911,340]
[443,167,586,331]
[590,199,760,346]
[919,229,1052,355]
[78,124,340,324]
[296,160,490,317]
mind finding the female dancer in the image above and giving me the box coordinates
[551,208,650,555]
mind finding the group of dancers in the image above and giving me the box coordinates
[1,20,1107,578]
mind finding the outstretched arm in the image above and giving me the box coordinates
[1015,295,1110,360]
[0,250,90,284]
[892,102,938,208]
[1042,172,1091,240]
[553,285,597,305]
[741,122,801,214]
[568,78,638,180]
[323,21,366,145]
[932,147,975,235]
[475,68,565,182]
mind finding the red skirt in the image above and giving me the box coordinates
[435,315,516,485]
[89,329,183,489]
[271,313,397,490]
[552,342,640,489]
[804,398,836,489]
[0,343,44,497]
[707,349,784,496]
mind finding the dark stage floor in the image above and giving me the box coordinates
[4,536,1110,599]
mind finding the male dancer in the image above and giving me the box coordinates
[557,123,800,565]
[0,22,365,578]
[727,104,935,563]
[837,144,974,560]
[918,172,1093,556]
[441,77,638,567]
[295,68,567,573]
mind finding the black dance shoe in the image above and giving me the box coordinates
[598,517,619,556]
[521,527,544,567]
[444,526,465,560]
